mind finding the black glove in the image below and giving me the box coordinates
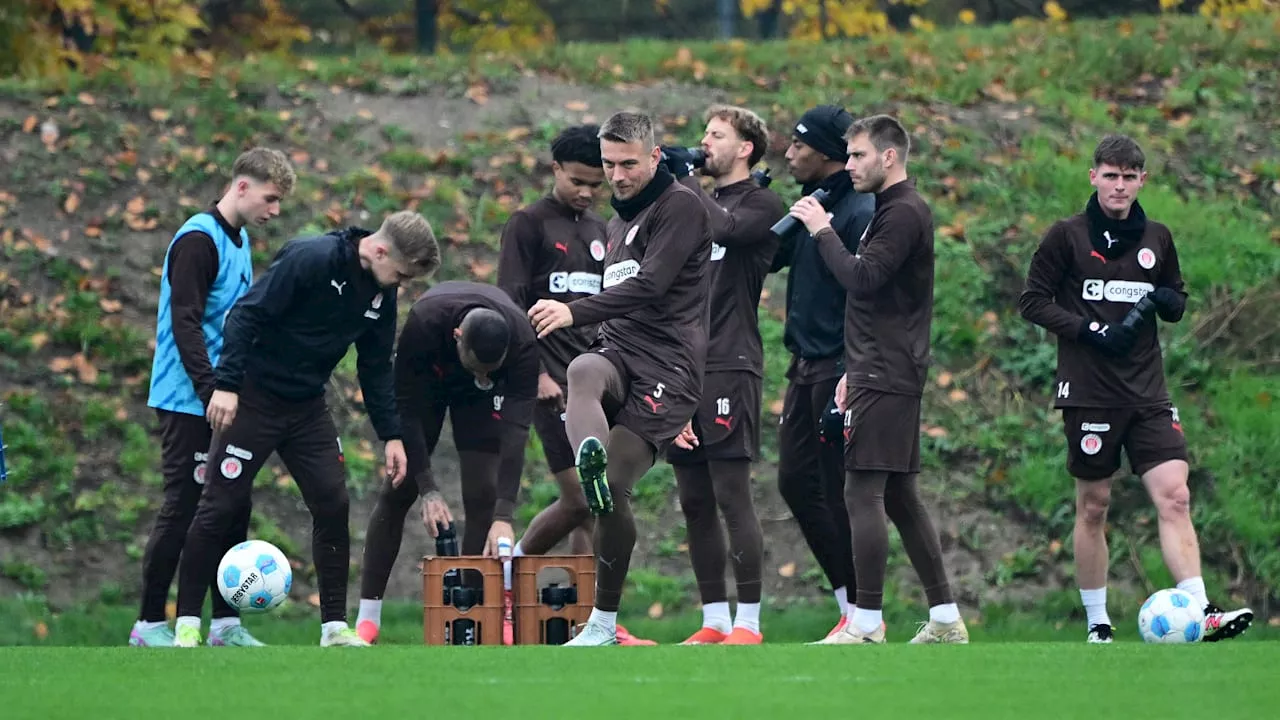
[1077,318,1138,358]
[818,390,845,445]
[1147,287,1185,322]
[659,145,696,179]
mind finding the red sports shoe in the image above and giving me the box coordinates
[615,623,657,646]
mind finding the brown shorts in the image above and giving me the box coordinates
[531,396,575,473]
[843,388,922,473]
[666,371,761,464]
[594,346,701,453]
[1062,404,1188,480]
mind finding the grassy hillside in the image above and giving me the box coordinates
[0,14,1277,625]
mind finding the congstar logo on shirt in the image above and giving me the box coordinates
[1082,279,1154,303]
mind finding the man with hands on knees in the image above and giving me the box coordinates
[174,210,441,648]
[356,281,540,645]
[1019,133,1253,644]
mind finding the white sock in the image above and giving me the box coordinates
[1176,576,1209,608]
[701,601,731,633]
[321,621,348,637]
[134,620,167,631]
[513,542,527,558]
[587,608,617,632]
[929,603,960,624]
[357,599,382,628]
[852,606,882,634]
[175,615,200,630]
[834,586,849,615]
[209,617,241,634]
[733,602,761,634]
[1080,587,1111,628]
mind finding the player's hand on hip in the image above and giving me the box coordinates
[673,420,699,450]
[835,374,848,412]
[789,195,832,235]
[384,439,407,487]
[529,300,573,339]
[206,390,239,433]
[484,520,514,557]
[420,491,453,538]
[537,372,565,409]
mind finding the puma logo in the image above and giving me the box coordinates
[714,416,733,430]
[1089,250,1107,264]
[643,396,663,413]
[554,242,569,253]
[1104,231,1117,248]
[331,279,347,295]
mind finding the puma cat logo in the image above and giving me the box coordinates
[331,279,346,295]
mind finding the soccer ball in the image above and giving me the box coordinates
[217,540,293,613]
[1138,588,1205,644]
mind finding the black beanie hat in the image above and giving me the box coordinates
[793,105,854,162]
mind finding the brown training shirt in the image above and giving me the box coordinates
[165,203,244,407]
[396,281,540,520]
[814,178,934,397]
[1018,213,1185,408]
[679,176,785,376]
[496,195,608,382]
[568,179,712,387]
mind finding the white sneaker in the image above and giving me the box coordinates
[563,621,618,646]
[321,625,371,647]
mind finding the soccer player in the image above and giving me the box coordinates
[132,147,295,648]
[496,124,608,561]
[355,281,539,645]
[1018,134,1254,644]
[769,105,875,640]
[662,105,784,645]
[172,210,440,648]
[789,114,965,645]
[529,111,712,647]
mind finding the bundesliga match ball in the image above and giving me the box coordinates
[1138,588,1205,644]
[217,540,293,613]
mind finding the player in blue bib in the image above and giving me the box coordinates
[130,147,295,648]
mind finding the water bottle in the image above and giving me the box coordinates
[770,188,830,239]
[1121,295,1155,332]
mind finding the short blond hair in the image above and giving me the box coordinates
[381,210,440,278]
[232,147,296,195]
[704,104,769,166]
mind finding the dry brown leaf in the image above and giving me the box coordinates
[464,83,489,105]
[647,602,664,619]
[63,193,79,214]
[925,426,948,438]
[356,108,374,120]
[778,562,796,578]
[290,150,310,165]
[315,158,330,172]
[85,226,101,238]
[34,622,48,640]
[99,298,123,313]
[469,260,494,280]
[73,353,99,384]
[1048,539,1063,555]
[76,92,95,105]
[28,332,49,350]
[564,100,589,112]
[307,593,321,607]
[115,406,128,422]
[22,115,37,133]
[948,388,968,402]
[936,371,953,388]
[504,126,531,141]
[769,398,785,415]
[126,196,146,215]
[149,108,170,122]
[49,356,75,373]
[137,169,152,184]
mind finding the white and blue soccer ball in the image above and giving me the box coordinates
[217,540,293,613]
[1138,588,1205,644]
